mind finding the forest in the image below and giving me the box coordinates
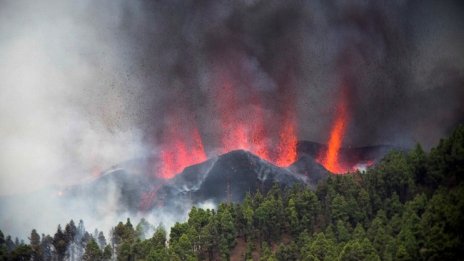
[1,124,463,261]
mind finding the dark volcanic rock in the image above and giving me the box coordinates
[62,150,312,213]
[0,142,397,232]
[288,155,329,188]
[54,142,397,212]
[156,150,307,207]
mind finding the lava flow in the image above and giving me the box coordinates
[156,66,298,179]
[158,109,207,179]
[318,84,351,174]
[274,111,298,166]
[214,68,297,167]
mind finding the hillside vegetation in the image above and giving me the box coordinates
[2,125,464,261]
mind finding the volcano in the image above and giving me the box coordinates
[63,149,319,214]
[56,141,396,213]
[0,141,395,242]
[149,150,309,208]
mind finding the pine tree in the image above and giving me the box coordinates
[309,232,336,261]
[275,242,298,261]
[5,236,14,253]
[124,218,135,242]
[97,231,106,250]
[83,239,101,261]
[112,222,125,247]
[218,204,236,260]
[335,220,350,243]
[395,244,411,261]
[408,144,428,186]
[40,234,53,261]
[10,244,32,261]
[135,218,151,240]
[29,229,41,261]
[0,230,7,261]
[352,224,366,240]
[53,225,68,261]
[102,245,112,261]
[338,238,380,261]
[172,234,194,261]
[64,220,77,244]
[286,198,299,235]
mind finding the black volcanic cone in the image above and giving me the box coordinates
[153,150,307,208]
[57,142,397,213]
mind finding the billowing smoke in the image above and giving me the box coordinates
[1,0,464,238]
[116,0,464,151]
[0,0,150,237]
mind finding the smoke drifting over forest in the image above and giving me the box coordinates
[0,0,463,238]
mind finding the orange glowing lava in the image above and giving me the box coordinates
[318,84,350,174]
[275,112,298,166]
[158,110,207,179]
[214,69,297,167]
[156,67,298,179]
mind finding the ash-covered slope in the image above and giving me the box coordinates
[52,142,396,213]
[0,140,395,239]
[58,149,322,213]
[63,168,157,214]
[288,155,329,188]
[150,150,312,208]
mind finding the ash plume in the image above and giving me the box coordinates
[1,0,464,238]
[106,0,464,149]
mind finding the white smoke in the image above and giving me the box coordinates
[0,0,148,238]
[0,0,146,194]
